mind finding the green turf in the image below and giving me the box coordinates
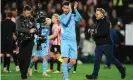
[1,63,133,80]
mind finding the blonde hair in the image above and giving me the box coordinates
[96,8,105,15]
[45,18,51,27]
[52,14,60,20]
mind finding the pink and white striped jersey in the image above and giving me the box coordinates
[52,23,61,45]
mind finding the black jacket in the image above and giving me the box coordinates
[16,14,36,33]
[93,17,112,45]
[16,14,36,45]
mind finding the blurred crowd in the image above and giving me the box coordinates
[1,0,133,63]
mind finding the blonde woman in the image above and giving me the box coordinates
[48,14,62,73]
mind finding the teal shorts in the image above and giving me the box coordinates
[32,44,48,57]
[61,40,77,59]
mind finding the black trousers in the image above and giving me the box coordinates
[18,40,33,79]
[92,44,124,76]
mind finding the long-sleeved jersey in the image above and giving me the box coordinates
[60,9,82,41]
[34,23,49,48]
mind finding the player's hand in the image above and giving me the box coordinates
[13,34,17,41]
[69,3,72,12]
[30,28,36,33]
[90,31,94,37]
[74,1,78,10]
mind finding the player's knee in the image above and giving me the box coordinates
[50,52,54,57]
[70,59,76,65]
[34,57,38,62]
[56,53,60,59]
[6,54,11,57]
[62,58,68,63]
[42,56,48,60]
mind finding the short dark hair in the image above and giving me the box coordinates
[6,12,12,17]
[11,8,17,11]
[62,1,70,6]
[23,5,32,11]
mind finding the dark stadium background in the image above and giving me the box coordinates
[1,0,133,80]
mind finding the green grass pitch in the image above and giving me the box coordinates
[1,63,133,80]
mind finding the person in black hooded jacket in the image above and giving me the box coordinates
[85,8,126,80]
